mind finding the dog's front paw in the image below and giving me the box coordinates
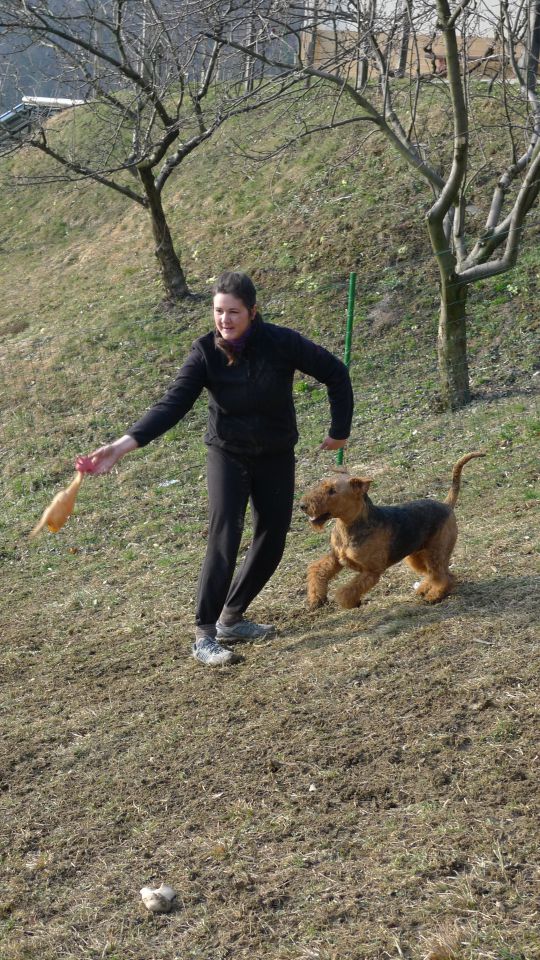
[422,588,450,603]
[335,586,362,609]
[307,595,328,611]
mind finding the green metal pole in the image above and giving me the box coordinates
[336,272,356,466]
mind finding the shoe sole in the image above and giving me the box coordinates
[216,627,275,644]
[192,650,235,666]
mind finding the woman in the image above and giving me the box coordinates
[82,271,353,666]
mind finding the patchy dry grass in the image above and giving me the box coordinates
[0,108,539,960]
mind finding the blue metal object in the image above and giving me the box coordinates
[0,102,35,141]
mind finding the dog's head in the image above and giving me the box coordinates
[300,475,372,529]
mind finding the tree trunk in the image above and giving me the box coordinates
[527,0,540,93]
[437,273,471,410]
[396,0,412,78]
[138,166,190,301]
[305,0,320,88]
[244,2,256,93]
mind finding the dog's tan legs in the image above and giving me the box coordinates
[307,552,343,609]
[407,517,458,603]
[335,569,381,609]
[422,574,455,602]
[405,552,432,597]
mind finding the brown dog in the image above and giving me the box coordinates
[300,453,485,609]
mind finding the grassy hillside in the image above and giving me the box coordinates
[0,106,539,960]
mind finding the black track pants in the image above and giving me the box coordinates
[195,446,295,634]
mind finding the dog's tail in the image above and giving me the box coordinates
[445,452,485,507]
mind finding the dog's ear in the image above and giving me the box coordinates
[349,477,372,495]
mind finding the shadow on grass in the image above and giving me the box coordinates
[281,574,540,651]
[473,382,539,403]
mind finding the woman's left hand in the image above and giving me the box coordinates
[318,436,347,451]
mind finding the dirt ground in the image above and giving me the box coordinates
[2,428,539,960]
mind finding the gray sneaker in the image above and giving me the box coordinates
[216,619,275,643]
[192,636,235,666]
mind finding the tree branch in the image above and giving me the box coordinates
[28,130,147,206]
[17,5,173,127]
[203,28,445,192]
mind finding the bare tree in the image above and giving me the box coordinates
[384,0,414,79]
[203,0,540,409]
[0,0,292,302]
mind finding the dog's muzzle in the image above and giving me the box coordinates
[300,502,332,529]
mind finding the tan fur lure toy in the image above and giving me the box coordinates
[29,455,97,538]
[29,470,85,537]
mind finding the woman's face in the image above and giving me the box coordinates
[213,292,254,341]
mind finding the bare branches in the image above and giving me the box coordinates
[427,0,469,231]
[203,11,446,191]
[1,0,316,299]
[193,0,540,406]
[25,126,147,205]
[446,0,473,32]
[1,0,539,314]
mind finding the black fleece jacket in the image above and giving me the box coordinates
[127,320,354,456]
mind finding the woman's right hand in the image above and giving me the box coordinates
[76,435,139,475]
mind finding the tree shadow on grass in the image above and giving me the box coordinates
[281,574,540,652]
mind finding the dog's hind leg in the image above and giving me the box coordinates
[405,551,432,597]
[409,517,458,602]
[335,569,381,609]
[307,552,343,609]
